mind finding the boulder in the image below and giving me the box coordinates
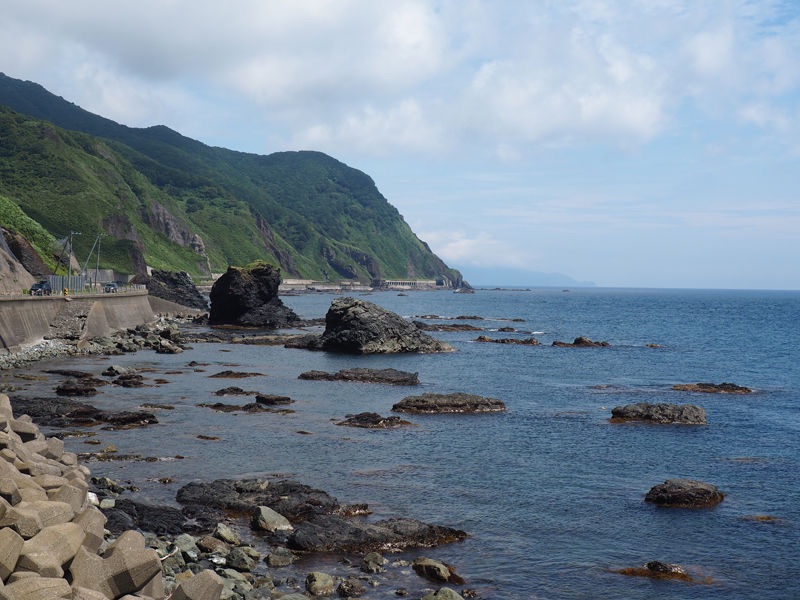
[392,392,506,414]
[305,571,335,597]
[251,506,293,532]
[170,569,224,600]
[644,479,724,508]
[286,297,454,354]
[610,403,707,425]
[209,261,299,328]
[299,368,419,385]
[412,557,464,584]
[671,382,752,394]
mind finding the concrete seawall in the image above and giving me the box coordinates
[0,290,156,353]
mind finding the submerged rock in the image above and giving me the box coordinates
[286,297,454,354]
[616,561,693,582]
[644,479,724,508]
[473,335,539,345]
[209,261,299,328]
[610,403,707,425]
[299,367,420,385]
[392,392,506,414]
[336,412,413,429]
[671,382,752,394]
[552,336,610,347]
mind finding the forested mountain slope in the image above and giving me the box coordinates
[0,73,462,286]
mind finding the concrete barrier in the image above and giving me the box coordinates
[0,291,155,354]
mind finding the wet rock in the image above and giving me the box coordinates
[9,396,156,429]
[55,378,102,397]
[671,382,752,394]
[414,322,483,332]
[336,412,413,429]
[209,370,264,378]
[392,392,506,414]
[176,479,339,522]
[209,261,299,328]
[265,546,296,568]
[616,560,692,581]
[214,387,255,396]
[299,368,420,385]
[286,297,454,354]
[644,479,724,508]
[287,514,467,553]
[412,557,465,585]
[610,403,707,425]
[361,551,388,574]
[337,576,366,597]
[252,506,293,532]
[255,394,293,406]
[552,336,610,347]
[305,571,335,596]
[421,588,465,600]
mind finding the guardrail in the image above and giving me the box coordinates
[0,284,147,299]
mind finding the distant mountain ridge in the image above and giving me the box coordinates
[0,72,463,286]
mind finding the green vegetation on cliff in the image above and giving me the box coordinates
[0,73,462,286]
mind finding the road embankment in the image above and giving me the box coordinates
[0,290,156,353]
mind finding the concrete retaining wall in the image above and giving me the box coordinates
[0,291,155,354]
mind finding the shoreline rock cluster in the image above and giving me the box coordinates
[0,393,220,600]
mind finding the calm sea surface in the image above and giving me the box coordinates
[6,288,799,599]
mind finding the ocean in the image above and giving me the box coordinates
[6,287,799,599]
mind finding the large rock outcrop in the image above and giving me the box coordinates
[610,403,707,425]
[644,479,724,508]
[131,270,208,310]
[208,261,298,328]
[287,297,453,354]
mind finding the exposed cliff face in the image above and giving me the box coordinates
[0,244,36,294]
[1,228,50,278]
[141,201,211,276]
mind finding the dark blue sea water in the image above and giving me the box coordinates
[11,288,800,599]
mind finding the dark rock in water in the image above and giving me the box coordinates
[9,395,157,429]
[645,479,724,508]
[617,561,692,581]
[414,321,483,332]
[197,402,279,414]
[104,498,188,535]
[55,378,101,396]
[392,392,506,414]
[209,261,299,328]
[176,479,340,522]
[131,270,208,310]
[473,335,539,345]
[255,394,293,406]
[209,370,264,378]
[610,403,707,425]
[286,297,454,354]
[298,367,420,385]
[112,373,146,387]
[214,386,255,396]
[337,412,413,429]
[671,382,752,394]
[552,336,610,347]
[287,514,467,553]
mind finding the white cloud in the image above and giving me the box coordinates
[418,230,532,268]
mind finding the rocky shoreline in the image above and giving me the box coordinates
[1,317,482,599]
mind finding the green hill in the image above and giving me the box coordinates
[0,73,463,286]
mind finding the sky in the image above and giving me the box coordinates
[2,0,799,289]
